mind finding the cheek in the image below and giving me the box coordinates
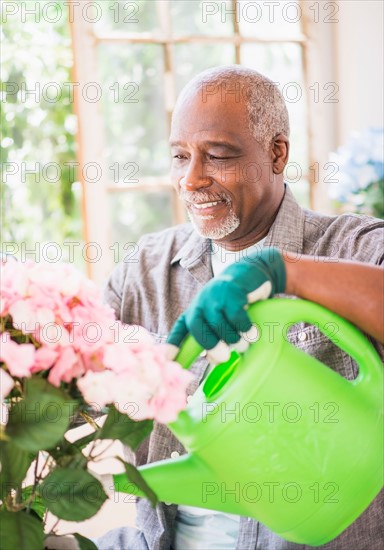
[218,161,264,190]
[217,162,241,186]
[234,182,261,214]
[170,166,181,190]
[243,163,264,184]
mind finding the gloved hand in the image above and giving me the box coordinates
[167,247,286,361]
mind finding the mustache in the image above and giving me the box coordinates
[179,191,231,204]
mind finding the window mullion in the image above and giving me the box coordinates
[157,0,186,225]
[70,14,111,282]
[231,0,241,63]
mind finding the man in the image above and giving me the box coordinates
[97,66,383,549]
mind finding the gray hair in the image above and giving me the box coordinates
[174,65,290,151]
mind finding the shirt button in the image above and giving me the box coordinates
[298,332,307,342]
[171,451,180,459]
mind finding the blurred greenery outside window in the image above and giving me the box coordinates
[1,0,311,277]
[1,2,85,269]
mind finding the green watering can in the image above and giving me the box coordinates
[113,298,383,546]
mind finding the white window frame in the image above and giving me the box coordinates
[70,0,336,281]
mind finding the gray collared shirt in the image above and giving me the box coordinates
[103,186,383,550]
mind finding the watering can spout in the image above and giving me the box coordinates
[113,454,209,508]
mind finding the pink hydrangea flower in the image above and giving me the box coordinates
[0,335,35,378]
[0,368,14,401]
[1,260,193,423]
[77,370,118,409]
[48,347,83,387]
[9,299,55,334]
[31,346,59,373]
[0,260,29,315]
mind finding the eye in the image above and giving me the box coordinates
[172,154,187,160]
[207,154,229,160]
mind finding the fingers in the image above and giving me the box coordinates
[247,280,272,303]
[169,302,253,351]
[242,325,260,343]
[190,315,221,349]
[167,279,261,359]
[231,337,250,353]
[231,325,260,353]
[167,310,223,350]
[167,311,257,368]
[206,341,231,365]
[166,313,188,347]
[207,321,259,363]
[230,306,253,335]
[163,343,179,360]
[199,302,250,347]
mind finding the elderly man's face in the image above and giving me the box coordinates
[170,88,283,247]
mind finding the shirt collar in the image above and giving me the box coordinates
[170,230,212,288]
[264,184,305,254]
[170,230,210,268]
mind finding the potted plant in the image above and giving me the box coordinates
[328,127,384,218]
[0,259,192,549]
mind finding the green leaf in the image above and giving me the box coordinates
[118,460,158,508]
[6,377,78,453]
[21,485,46,520]
[0,510,44,550]
[73,533,98,550]
[99,406,153,450]
[39,468,107,521]
[46,439,87,470]
[72,430,97,450]
[0,441,35,500]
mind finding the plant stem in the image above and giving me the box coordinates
[79,410,100,430]
[78,411,103,459]
[36,452,52,482]
[26,454,40,513]
[49,517,61,534]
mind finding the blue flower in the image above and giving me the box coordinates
[328,128,384,204]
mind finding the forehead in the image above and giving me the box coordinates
[170,88,251,144]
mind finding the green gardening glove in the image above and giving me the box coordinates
[167,247,286,354]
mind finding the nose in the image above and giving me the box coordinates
[179,155,213,192]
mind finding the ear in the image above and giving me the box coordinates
[271,134,289,174]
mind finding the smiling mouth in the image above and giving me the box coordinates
[187,200,228,217]
[192,200,223,210]
[180,191,231,216]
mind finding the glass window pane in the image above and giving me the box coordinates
[238,0,302,39]
[109,190,174,263]
[241,42,308,173]
[1,2,84,270]
[93,0,161,34]
[97,44,170,178]
[170,0,234,36]
[174,43,236,94]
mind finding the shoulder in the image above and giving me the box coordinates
[303,207,383,234]
[302,209,384,264]
[111,222,196,279]
[103,223,197,315]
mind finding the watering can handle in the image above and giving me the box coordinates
[175,298,383,394]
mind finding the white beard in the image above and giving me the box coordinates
[187,207,240,240]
